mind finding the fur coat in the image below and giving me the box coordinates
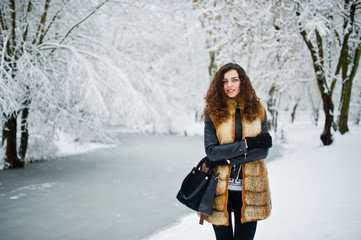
[203,98,271,225]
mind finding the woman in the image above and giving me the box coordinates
[202,63,272,240]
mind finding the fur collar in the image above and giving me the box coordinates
[207,98,263,129]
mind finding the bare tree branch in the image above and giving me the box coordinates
[42,0,70,40]
[22,0,32,42]
[315,29,331,92]
[32,0,51,45]
[0,6,6,33]
[59,0,109,45]
[9,0,16,47]
[298,23,327,95]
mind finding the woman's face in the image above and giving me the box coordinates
[223,69,240,98]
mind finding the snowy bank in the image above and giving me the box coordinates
[55,133,115,157]
[149,123,361,240]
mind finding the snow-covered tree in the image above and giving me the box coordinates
[292,0,361,144]
[0,0,113,168]
[1,0,209,169]
[193,0,361,145]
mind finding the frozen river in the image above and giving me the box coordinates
[0,134,280,240]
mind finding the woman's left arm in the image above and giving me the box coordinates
[228,111,271,165]
[204,114,248,162]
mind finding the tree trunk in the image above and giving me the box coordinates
[313,109,319,126]
[2,116,6,145]
[320,93,334,145]
[208,51,217,79]
[299,25,335,145]
[291,101,299,123]
[267,84,278,132]
[335,2,360,134]
[338,78,352,134]
[3,113,24,168]
[19,107,30,161]
[338,42,361,134]
[355,89,361,125]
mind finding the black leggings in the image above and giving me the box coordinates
[212,191,257,240]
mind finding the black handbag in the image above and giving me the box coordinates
[176,156,219,216]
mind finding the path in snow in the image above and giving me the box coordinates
[149,123,361,240]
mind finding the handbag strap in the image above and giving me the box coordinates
[235,106,242,141]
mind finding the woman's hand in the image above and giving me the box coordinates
[201,162,208,173]
[245,133,272,149]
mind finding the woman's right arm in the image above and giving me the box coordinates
[204,115,247,162]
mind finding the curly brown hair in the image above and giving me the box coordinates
[202,63,262,122]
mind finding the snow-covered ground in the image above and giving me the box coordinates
[149,123,361,240]
[1,122,360,240]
